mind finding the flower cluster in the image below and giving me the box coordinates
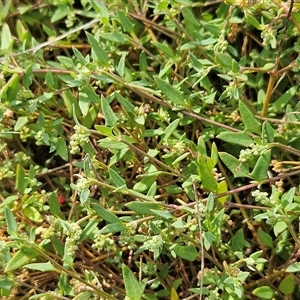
[64,222,83,257]
[239,143,269,163]
[92,233,116,252]
[118,222,137,250]
[69,125,90,154]
[252,190,271,206]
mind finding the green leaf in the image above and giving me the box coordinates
[246,14,263,30]
[273,86,298,112]
[49,192,61,217]
[252,286,274,299]
[25,261,56,272]
[1,23,13,53]
[286,262,300,273]
[72,46,87,65]
[152,41,174,58]
[23,206,42,223]
[125,202,164,215]
[117,53,126,77]
[101,32,126,43]
[239,101,261,134]
[56,137,68,161]
[86,32,109,65]
[281,187,296,211]
[99,222,126,234]
[92,203,121,224]
[197,154,218,192]
[279,274,294,295]
[210,142,218,166]
[16,164,28,193]
[79,92,90,116]
[257,229,273,248]
[250,150,271,181]
[101,96,118,127]
[133,175,157,193]
[215,52,232,68]
[122,264,144,300]
[4,206,17,235]
[217,131,253,147]
[161,119,180,143]
[109,168,127,188]
[154,76,185,106]
[262,121,275,143]
[181,8,200,38]
[230,229,244,252]
[219,152,249,178]
[174,245,199,261]
[5,248,39,273]
[150,209,173,220]
[115,93,135,114]
[216,180,228,205]
[117,10,134,34]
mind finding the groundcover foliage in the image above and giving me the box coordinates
[1,0,300,299]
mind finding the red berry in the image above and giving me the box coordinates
[58,195,65,205]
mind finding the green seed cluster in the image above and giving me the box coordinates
[70,125,90,154]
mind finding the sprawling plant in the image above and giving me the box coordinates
[1,0,300,299]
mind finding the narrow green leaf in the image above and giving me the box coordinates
[86,32,109,65]
[1,23,13,53]
[239,101,261,134]
[250,149,271,181]
[115,93,135,114]
[150,209,173,220]
[99,222,126,234]
[198,154,218,192]
[56,137,68,161]
[49,192,61,216]
[4,206,17,235]
[117,53,126,77]
[79,92,90,116]
[161,119,180,143]
[117,10,134,34]
[262,121,275,143]
[101,32,126,43]
[182,8,200,38]
[154,76,185,106]
[217,131,253,147]
[101,96,118,127]
[216,180,228,205]
[109,168,127,188]
[125,202,163,215]
[211,142,218,166]
[122,264,144,300]
[133,176,157,193]
[273,86,298,112]
[25,261,56,272]
[152,41,174,58]
[72,46,87,65]
[92,203,121,224]
[16,164,28,193]
[5,248,39,273]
